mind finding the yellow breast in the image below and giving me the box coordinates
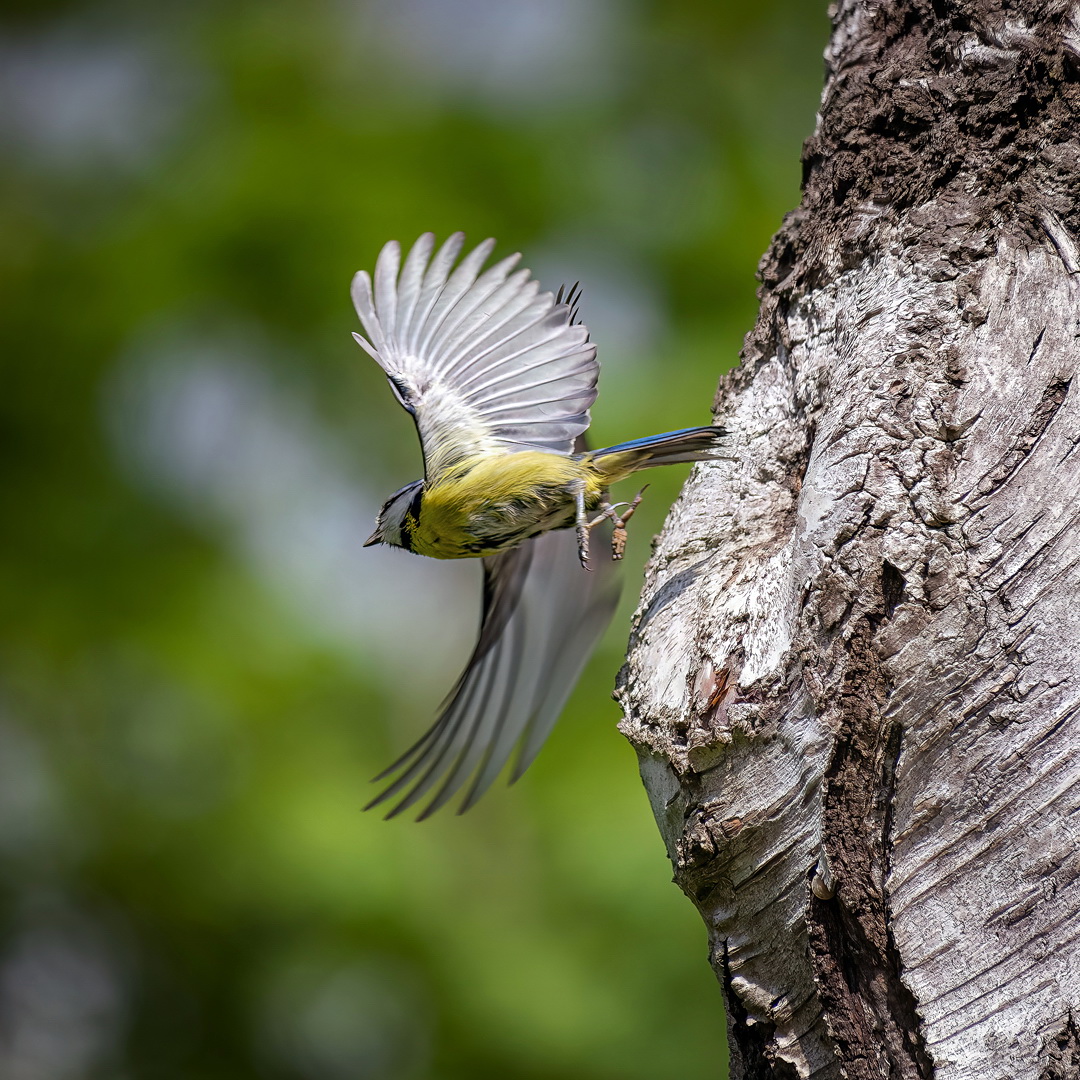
[408,452,604,559]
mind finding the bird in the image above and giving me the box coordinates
[353,232,726,819]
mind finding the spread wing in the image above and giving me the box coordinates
[365,527,621,820]
[351,233,599,482]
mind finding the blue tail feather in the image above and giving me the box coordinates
[589,425,726,467]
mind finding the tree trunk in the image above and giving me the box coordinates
[616,2,1080,1077]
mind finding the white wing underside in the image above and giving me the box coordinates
[351,232,599,479]
[366,526,620,819]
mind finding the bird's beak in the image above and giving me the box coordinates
[363,529,381,547]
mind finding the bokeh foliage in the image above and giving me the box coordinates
[0,1,827,1076]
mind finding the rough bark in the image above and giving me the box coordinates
[616,2,1080,1078]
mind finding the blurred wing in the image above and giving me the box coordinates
[351,233,599,482]
[366,528,621,820]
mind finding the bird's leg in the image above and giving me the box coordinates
[610,486,648,560]
[572,479,591,569]
[579,490,643,563]
[576,484,648,566]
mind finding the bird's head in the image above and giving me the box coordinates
[365,479,424,551]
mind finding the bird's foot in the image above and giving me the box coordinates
[572,480,593,569]
[579,500,624,568]
[576,521,592,570]
[610,486,647,560]
[583,486,648,562]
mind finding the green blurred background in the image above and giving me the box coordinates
[0,1,827,1076]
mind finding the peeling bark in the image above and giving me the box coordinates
[617,2,1080,1077]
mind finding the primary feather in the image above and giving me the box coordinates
[351,233,599,481]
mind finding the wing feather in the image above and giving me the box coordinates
[414,238,498,363]
[405,232,466,356]
[366,528,620,819]
[373,239,400,342]
[462,345,590,397]
[426,253,524,371]
[461,530,617,806]
[416,616,525,820]
[443,272,539,368]
[350,275,382,354]
[351,233,600,479]
[394,231,434,338]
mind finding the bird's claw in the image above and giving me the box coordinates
[609,486,647,560]
[576,523,592,570]
[611,526,628,560]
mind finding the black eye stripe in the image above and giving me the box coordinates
[408,485,424,524]
[395,484,423,554]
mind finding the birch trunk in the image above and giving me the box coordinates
[617,2,1080,1077]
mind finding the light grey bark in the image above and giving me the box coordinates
[617,2,1080,1078]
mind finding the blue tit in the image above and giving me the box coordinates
[354,233,727,819]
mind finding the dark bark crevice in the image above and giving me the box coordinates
[720,940,804,1080]
[805,597,933,1080]
[1040,1012,1080,1080]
